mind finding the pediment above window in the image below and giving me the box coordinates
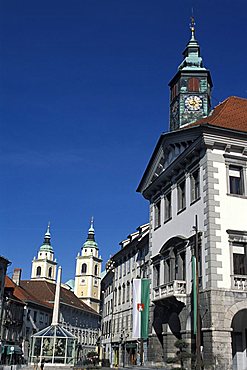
[160,236,189,256]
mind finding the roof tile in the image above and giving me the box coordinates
[187,96,247,131]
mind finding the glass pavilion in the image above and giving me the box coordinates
[30,324,76,365]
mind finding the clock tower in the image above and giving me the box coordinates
[169,18,213,131]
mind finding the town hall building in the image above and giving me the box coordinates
[137,19,247,370]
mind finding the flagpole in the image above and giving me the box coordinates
[194,215,202,369]
[140,338,143,366]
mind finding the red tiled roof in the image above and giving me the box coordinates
[20,280,98,315]
[5,276,51,309]
[188,96,247,131]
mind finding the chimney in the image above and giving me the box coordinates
[12,268,22,286]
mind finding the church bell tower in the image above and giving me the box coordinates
[74,218,102,313]
[169,17,213,131]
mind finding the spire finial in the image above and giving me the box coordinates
[46,222,51,236]
[90,216,94,229]
[190,14,195,40]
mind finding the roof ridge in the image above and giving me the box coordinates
[230,95,247,102]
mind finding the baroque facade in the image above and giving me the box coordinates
[137,19,247,370]
[101,223,150,367]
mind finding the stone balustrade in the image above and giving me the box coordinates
[233,275,247,290]
[153,280,186,301]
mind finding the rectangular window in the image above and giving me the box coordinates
[154,200,161,228]
[154,264,160,287]
[39,313,44,323]
[126,283,130,302]
[191,169,200,203]
[229,166,244,195]
[33,311,37,323]
[127,257,131,273]
[122,285,125,304]
[123,260,126,276]
[233,243,247,275]
[118,288,121,305]
[164,192,172,221]
[177,179,186,212]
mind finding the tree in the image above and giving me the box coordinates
[166,339,192,370]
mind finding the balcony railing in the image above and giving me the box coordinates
[153,280,186,301]
[233,275,247,290]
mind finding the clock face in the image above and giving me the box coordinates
[185,95,203,111]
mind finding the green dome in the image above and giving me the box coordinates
[40,243,53,252]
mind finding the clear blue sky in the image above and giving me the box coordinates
[1,0,246,282]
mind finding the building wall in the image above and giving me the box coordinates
[143,132,247,369]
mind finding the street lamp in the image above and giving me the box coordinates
[120,330,129,367]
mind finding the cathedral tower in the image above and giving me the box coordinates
[74,219,102,313]
[169,17,213,131]
[31,224,57,282]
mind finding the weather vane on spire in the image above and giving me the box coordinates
[90,216,94,229]
[190,9,195,39]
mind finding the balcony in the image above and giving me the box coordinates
[153,280,186,302]
[232,275,247,290]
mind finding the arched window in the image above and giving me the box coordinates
[48,267,52,278]
[81,263,87,274]
[36,266,41,277]
[94,265,98,276]
[188,77,200,92]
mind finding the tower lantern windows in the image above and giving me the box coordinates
[36,266,41,277]
[94,265,98,276]
[81,263,87,274]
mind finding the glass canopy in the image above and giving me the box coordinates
[30,324,76,365]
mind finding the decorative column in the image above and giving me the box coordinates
[51,266,62,325]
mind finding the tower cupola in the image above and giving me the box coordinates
[82,217,98,250]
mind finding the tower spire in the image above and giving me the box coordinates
[178,16,203,71]
[81,217,98,249]
[44,222,51,244]
[40,222,53,251]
